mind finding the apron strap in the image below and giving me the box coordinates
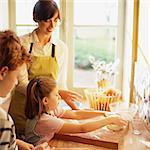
[29,43,33,54]
[29,43,55,57]
[51,44,55,57]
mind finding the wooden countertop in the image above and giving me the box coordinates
[49,118,150,150]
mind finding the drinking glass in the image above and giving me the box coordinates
[109,102,139,134]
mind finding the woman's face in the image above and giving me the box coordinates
[38,11,59,35]
[47,86,61,111]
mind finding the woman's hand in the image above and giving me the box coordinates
[59,90,83,110]
[16,139,34,150]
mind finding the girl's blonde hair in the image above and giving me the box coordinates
[25,76,57,119]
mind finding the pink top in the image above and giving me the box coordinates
[27,107,65,145]
[35,106,65,144]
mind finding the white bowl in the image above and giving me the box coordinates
[109,102,138,121]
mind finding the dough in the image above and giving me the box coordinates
[107,124,123,131]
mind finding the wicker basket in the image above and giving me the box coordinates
[84,88,121,111]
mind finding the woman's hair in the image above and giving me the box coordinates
[25,76,57,119]
[33,0,61,22]
[0,30,31,70]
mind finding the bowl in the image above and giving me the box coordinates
[109,102,138,121]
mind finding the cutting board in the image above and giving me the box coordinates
[54,113,129,149]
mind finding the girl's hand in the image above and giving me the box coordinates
[108,115,128,127]
[59,90,83,110]
[16,139,34,150]
[35,142,54,150]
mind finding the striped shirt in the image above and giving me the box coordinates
[0,107,18,150]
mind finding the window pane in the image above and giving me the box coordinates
[16,26,37,36]
[74,26,117,88]
[73,0,118,88]
[74,0,118,25]
[0,0,8,30]
[16,0,37,25]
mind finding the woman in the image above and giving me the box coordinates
[9,0,82,138]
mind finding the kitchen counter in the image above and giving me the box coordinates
[49,117,150,150]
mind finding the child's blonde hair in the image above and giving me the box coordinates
[25,77,57,119]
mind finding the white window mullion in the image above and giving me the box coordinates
[65,1,78,92]
[60,0,67,42]
[115,0,126,90]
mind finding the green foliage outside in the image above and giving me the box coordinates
[75,37,115,70]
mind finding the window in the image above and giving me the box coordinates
[73,0,118,88]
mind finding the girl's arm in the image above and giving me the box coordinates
[57,115,127,134]
[61,109,105,120]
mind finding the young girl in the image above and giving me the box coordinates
[25,77,127,145]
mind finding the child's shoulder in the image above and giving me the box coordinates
[39,113,56,120]
[0,107,7,119]
[0,108,14,125]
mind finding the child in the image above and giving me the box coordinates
[0,30,50,150]
[0,30,34,149]
[25,77,127,145]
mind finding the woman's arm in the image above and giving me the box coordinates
[57,42,83,110]
[57,115,127,134]
[57,41,68,90]
[59,90,83,110]
[62,109,105,120]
